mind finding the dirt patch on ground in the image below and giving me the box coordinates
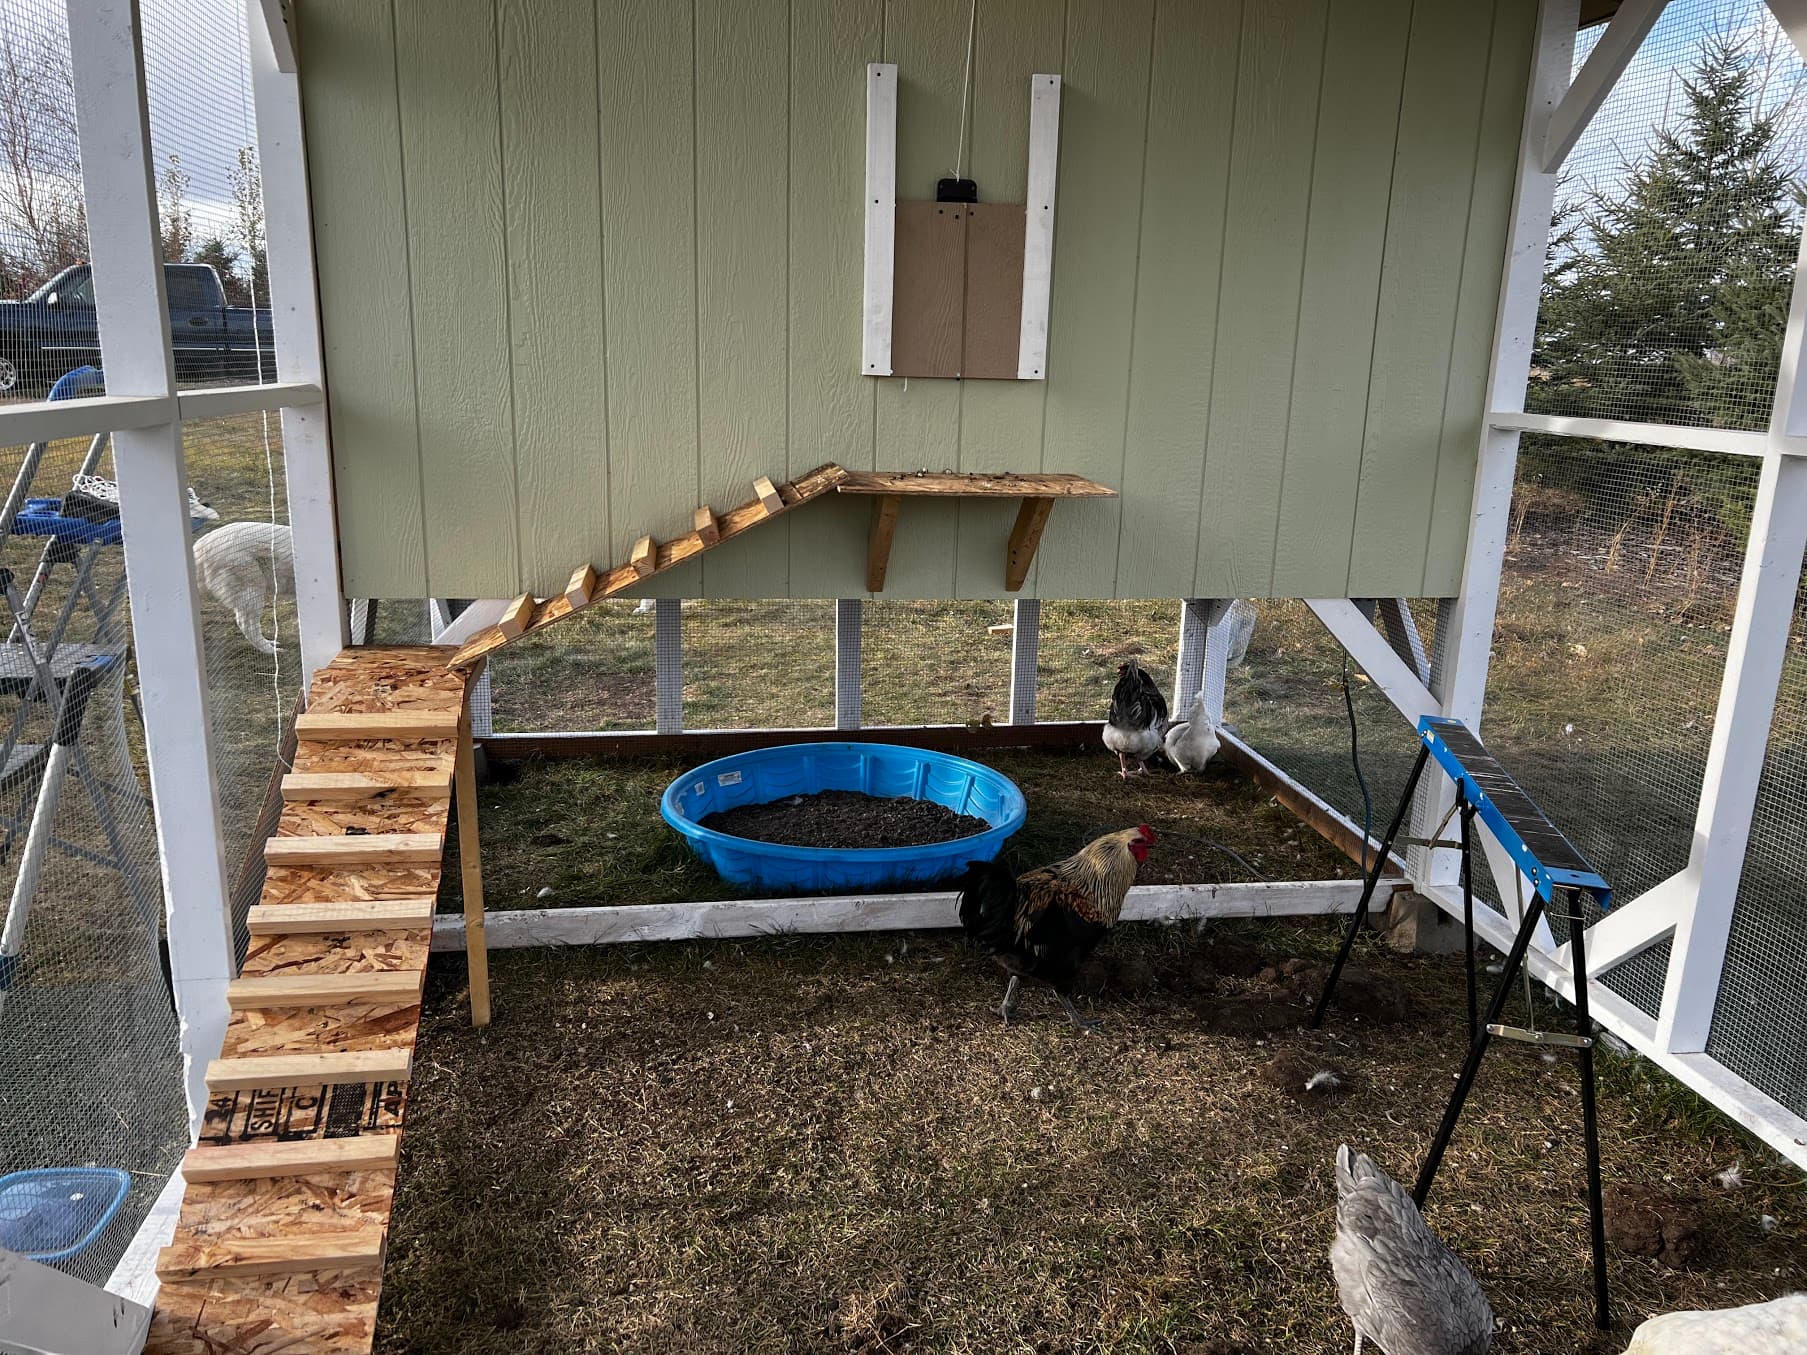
[699,789,992,849]
[382,919,1807,1353]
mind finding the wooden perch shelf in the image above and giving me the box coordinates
[835,470,1116,592]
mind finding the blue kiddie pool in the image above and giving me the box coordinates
[662,742,1025,893]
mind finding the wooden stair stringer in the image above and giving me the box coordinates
[147,647,468,1355]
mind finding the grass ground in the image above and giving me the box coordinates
[377,919,1807,1354]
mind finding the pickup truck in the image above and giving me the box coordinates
[0,262,276,395]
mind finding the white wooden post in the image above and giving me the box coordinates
[654,598,683,734]
[1413,0,1579,899]
[1657,215,1807,1051]
[862,63,897,377]
[249,0,347,687]
[834,599,862,730]
[1174,599,1233,726]
[67,0,235,1133]
[1008,598,1039,725]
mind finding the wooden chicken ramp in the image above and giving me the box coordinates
[145,646,487,1355]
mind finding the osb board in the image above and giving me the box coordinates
[275,799,448,839]
[262,864,443,904]
[891,201,967,379]
[309,648,465,716]
[148,1270,382,1355]
[171,1170,394,1247]
[219,1001,423,1059]
[240,931,430,980]
[290,741,457,777]
[963,203,1027,380]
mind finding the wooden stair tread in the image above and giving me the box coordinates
[247,899,438,934]
[448,462,849,667]
[225,971,423,1011]
[156,1227,386,1281]
[206,1049,413,1092]
[264,832,444,866]
[181,1135,400,1183]
[293,710,460,742]
[281,771,453,801]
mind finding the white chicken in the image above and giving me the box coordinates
[1623,1293,1807,1354]
[1163,692,1220,774]
[1103,659,1167,778]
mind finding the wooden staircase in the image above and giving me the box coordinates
[448,462,849,667]
[146,647,480,1355]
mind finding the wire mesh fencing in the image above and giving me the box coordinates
[0,430,184,1286]
[1533,0,1807,432]
[862,599,1011,727]
[680,601,834,731]
[1037,600,1179,724]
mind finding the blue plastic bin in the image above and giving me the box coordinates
[0,1167,132,1263]
[661,742,1025,892]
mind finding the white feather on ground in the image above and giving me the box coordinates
[1622,1293,1807,1353]
[1716,1162,1744,1189]
[1304,1070,1341,1093]
[192,521,294,656]
[1330,1144,1492,1355]
[1163,693,1221,774]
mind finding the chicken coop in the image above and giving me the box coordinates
[3,0,1807,1349]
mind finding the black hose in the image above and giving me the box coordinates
[1341,653,1374,877]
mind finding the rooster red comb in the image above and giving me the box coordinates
[1137,824,1156,844]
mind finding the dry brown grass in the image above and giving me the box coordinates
[377,921,1807,1354]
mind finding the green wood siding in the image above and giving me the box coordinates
[299,0,1535,601]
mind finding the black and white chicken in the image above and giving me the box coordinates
[1103,658,1168,779]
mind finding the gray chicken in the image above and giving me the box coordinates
[1330,1145,1493,1355]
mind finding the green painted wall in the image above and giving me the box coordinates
[299,0,1535,600]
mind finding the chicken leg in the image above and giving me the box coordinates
[995,975,1022,1024]
[1056,992,1101,1034]
[1116,751,1132,779]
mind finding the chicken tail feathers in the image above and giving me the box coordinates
[956,858,1020,954]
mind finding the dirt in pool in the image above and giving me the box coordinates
[698,789,990,849]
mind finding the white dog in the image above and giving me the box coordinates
[192,521,294,656]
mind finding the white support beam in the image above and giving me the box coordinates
[1559,868,1688,976]
[0,393,170,446]
[1765,0,1807,62]
[68,0,235,1134]
[1008,597,1039,725]
[1542,0,1668,172]
[1303,599,1438,726]
[175,380,320,421]
[861,63,897,378]
[432,597,510,647]
[249,0,346,686]
[1373,599,1431,686]
[1488,409,1768,458]
[1016,74,1061,380]
[653,597,683,735]
[834,599,862,730]
[1174,598,1233,726]
[1417,0,1578,901]
[257,0,296,72]
[431,878,1400,951]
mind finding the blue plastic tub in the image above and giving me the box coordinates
[0,1167,131,1263]
[661,742,1025,893]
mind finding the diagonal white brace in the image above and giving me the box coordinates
[1542,0,1670,173]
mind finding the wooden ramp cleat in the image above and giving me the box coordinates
[156,1227,387,1282]
[264,832,444,867]
[180,1135,401,1184]
[225,971,424,1011]
[205,1049,413,1094]
[246,899,438,935]
[293,710,460,742]
[281,770,454,802]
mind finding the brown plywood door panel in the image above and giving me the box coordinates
[891,201,968,378]
[963,203,1026,380]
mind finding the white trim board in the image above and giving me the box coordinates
[1017,73,1061,380]
[861,62,897,377]
[1488,409,1767,458]
[431,878,1396,951]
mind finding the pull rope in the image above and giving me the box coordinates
[954,0,978,179]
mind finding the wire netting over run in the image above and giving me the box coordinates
[1037,601,1179,725]
[0,432,184,1287]
[1531,0,1806,431]
[485,600,656,733]
[681,601,834,731]
[1707,561,1807,1119]
[862,599,1011,727]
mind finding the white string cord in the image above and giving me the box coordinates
[954,0,978,180]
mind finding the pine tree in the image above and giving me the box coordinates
[1532,33,1801,433]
